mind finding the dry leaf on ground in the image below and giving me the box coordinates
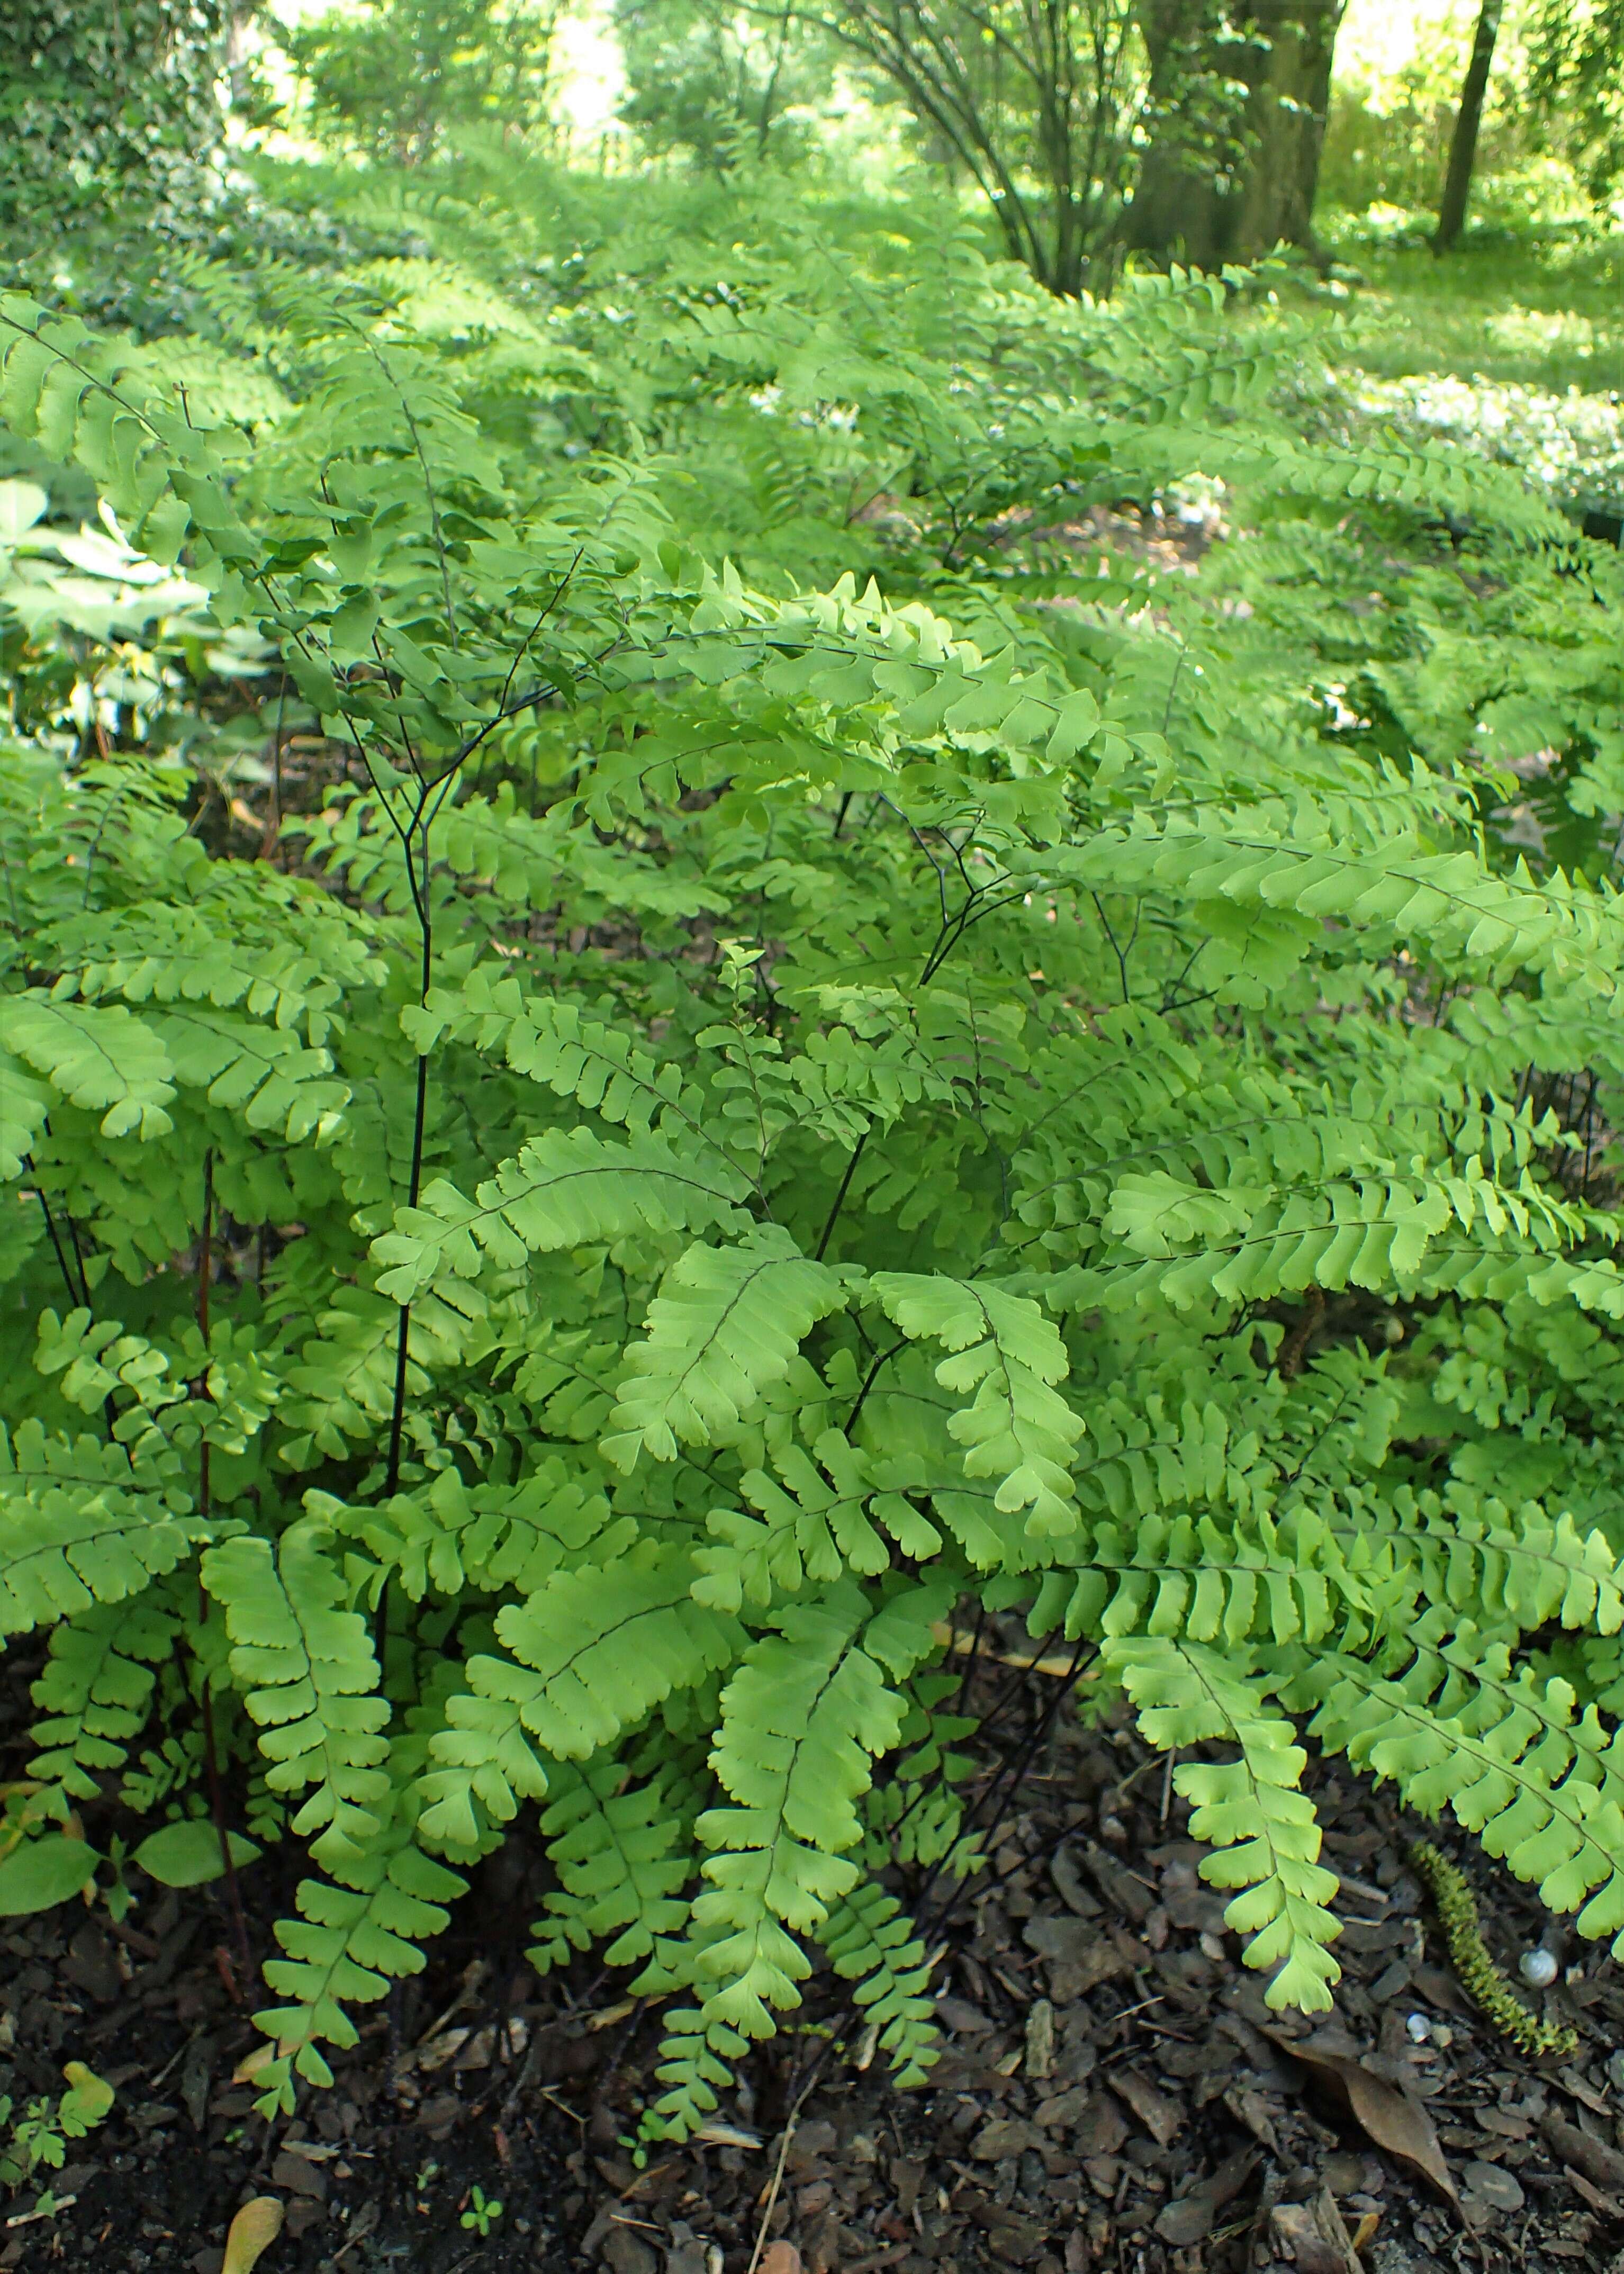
[1152,2147,1259,2246]
[1270,2190,1363,2274]
[1264,2030,1459,2207]
[221,2197,284,2274]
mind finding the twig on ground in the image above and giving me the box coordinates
[745,2069,825,2274]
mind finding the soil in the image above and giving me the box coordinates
[5,1635,1624,2274]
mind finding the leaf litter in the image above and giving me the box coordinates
[3,1648,1624,2274]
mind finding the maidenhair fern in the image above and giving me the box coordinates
[3,186,1624,2143]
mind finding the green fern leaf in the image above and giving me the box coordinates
[1109,1636,1342,2011]
[0,1421,203,1638]
[692,1592,904,2040]
[602,1230,853,1469]
[203,1528,391,1876]
[870,1275,1085,1537]
[372,1129,755,1304]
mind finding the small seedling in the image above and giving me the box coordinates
[461,2185,504,2236]
[0,2063,115,2197]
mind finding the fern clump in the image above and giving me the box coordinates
[1,185,1622,2137]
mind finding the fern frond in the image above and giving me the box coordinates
[372,1129,756,1304]
[491,1543,743,1756]
[407,973,720,1153]
[690,1592,904,2045]
[203,1528,391,1876]
[1110,1636,1342,2011]
[1292,1622,1624,1951]
[0,1050,51,1181]
[692,1429,892,1611]
[416,1544,741,1849]
[0,1421,203,1638]
[251,1811,466,2113]
[528,1753,703,1984]
[329,1460,617,1604]
[870,1275,1085,1538]
[602,1230,853,1469]
[819,1879,941,2083]
[1031,1504,1365,1652]
[7,997,176,1139]
[27,1595,179,1809]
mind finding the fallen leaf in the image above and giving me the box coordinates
[971,2117,1044,2162]
[269,2150,327,2203]
[1555,2065,1610,2117]
[1073,2093,1129,2156]
[221,2198,283,2274]
[1022,1916,1132,1999]
[1109,2066,1181,2148]
[1410,1963,1475,2020]
[1081,1840,1156,1924]
[759,2245,802,2274]
[1270,2194,1360,2274]
[1051,1845,1101,1919]
[1024,1997,1054,2080]
[413,2026,470,2073]
[934,1995,993,2034]
[1152,2149,1258,2246]
[1463,2160,1524,2213]
[1475,2107,1530,2139]
[1562,2163,1622,2219]
[59,2061,114,2125]
[1540,2111,1624,2195]
[1264,2029,1458,2207]
[1223,2085,1282,2158]
[694,2119,762,2150]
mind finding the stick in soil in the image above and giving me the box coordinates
[746,2068,824,2274]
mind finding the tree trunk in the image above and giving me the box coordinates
[1434,0,1504,252]
[1121,0,1347,269]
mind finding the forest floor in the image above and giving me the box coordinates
[1314,222,1624,395]
[6,1633,1624,2274]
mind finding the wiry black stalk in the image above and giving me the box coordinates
[813,1130,869,1262]
[910,1630,1094,1948]
[194,1150,252,1985]
[377,806,434,1665]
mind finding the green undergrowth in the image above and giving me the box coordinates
[1319,224,1624,399]
[1293,221,1624,517]
[0,165,1621,2143]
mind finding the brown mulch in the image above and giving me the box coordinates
[5,1643,1624,2274]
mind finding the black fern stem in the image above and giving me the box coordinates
[813,1130,869,1261]
[910,1630,1094,1947]
[194,1150,252,1982]
[382,1051,430,1501]
[378,804,435,1659]
[34,1186,82,1310]
[35,1181,116,1432]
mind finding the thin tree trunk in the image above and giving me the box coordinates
[1434,0,1504,252]
[756,4,793,154]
